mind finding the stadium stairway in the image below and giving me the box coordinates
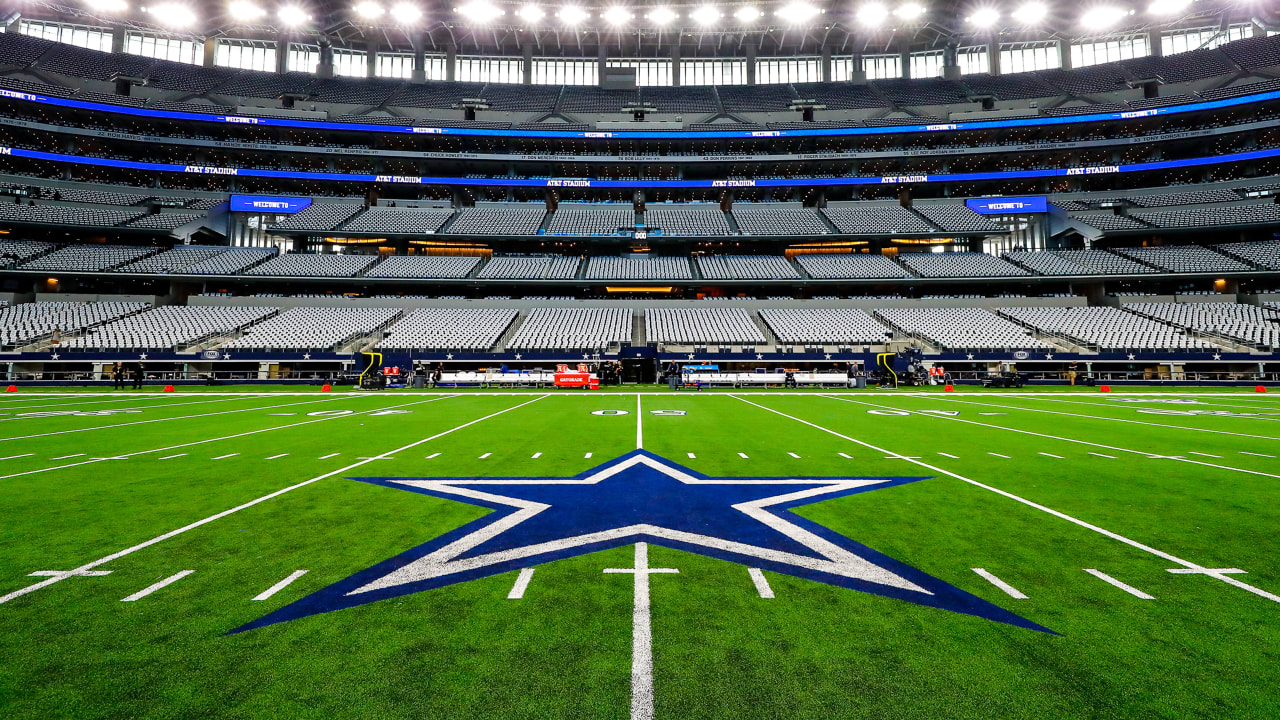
[491,310,528,352]
[724,210,742,235]
[339,310,406,354]
[1119,306,1259,353]
[23,302,153,353]
[992,310,1093,354]
[748,310,783,349]
[178,308,282,353]
[631,310,646,346]
[869,310,946,353]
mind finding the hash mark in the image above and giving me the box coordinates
[120,570,194,602]
[748,568,774,599]
[988,452,1011,459]
[938,452,959,459]
[507,568,535,600]
[213,453,238,460]
[252,570,308,601]
[1084,569,1154,599]
[972,568,1028,599]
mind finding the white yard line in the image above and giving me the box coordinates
[1039,452,1064,459]
[319,453,340,459]
[838,452,853,459]
[0,454,34,460]
[0,396,454,483]
[1084,569,1155,599]
[636,394,644,449]
[252,570,309,601]
[737,452,749,459]
[747,568,775,599]
[120,570,194,602]
[938,452,959,459]
[0,394,253,415]
[0,395,546,606]
[971,568,1028,599]
[159,454,186,460]
[266,453,289,460]
[213,453,239,460]
[0,395,357,444]
[787,452,801,458]
[51,454,84,460]
[988,452,1010,459]
[733,395,1280,605]
[932,396,1280,442]
[531,452,542,459]
[479,453,492,459]
[426,452,441,459]
[507,568,536,600]
[603,542,678,720]
[1089,452,1116,459]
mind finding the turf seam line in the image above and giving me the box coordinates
[0,394,543,607]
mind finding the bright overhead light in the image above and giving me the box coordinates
[690,5,720,24]
[1080,4,1131,28]
[277,5,309,25]
[390,1,423,22]
[146,2,198,27]
[855,2,889,26]
[518,3,545,21]
[967,6,1001,26]
[97,0,129,11]
[647,6,678,23]
[557,4,589,23]
[1148,0,1193,15]
[776,1,820,22]
[227,0,265,20]
[1012,1,1048,23]
[894,2,925,20]
[602,6,632,24]
[353,1,384,19]
[457,0,504,22]
[734,5,761,22]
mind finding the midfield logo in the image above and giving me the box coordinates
[232,451,1049,634]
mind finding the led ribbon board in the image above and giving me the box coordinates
[0,86,1277,140]
[229,195,313,213]
[965,197,1049,214]
[3,145,1279,189]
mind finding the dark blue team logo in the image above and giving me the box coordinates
[232,450,1049,634]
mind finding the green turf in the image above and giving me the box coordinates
[1,389,1278,719]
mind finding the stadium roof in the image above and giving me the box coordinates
[11,0,1277,56]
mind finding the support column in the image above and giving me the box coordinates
[941,42,960,81]
[745,44,756,85]
[821,46,832,83]
[670,44,681,87]
[987,41,1000,75]
[203,37,217,67]
[276,33,290,74]
[1058,38,1072,70]
[411,32,426,82]
[316,39,334,79]
[111,27,126,54]
[366,39,378,78]
[597,44,607,87]
[1147,31,1162,57]
[523,44,533,85]
[446,43,457,82]
[849,51,866,84]
[899,48,911,79]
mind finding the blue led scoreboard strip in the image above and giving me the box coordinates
[0,85,1278,140]
[3,144,1279,189]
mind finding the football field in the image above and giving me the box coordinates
[1,387,1278,719]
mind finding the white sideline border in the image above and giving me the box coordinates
[1,390,1279,398]
[732,395,1280,606]
[0,395,548,606]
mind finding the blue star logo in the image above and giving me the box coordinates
[233,451,1049,634]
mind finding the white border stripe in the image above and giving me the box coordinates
[0,395,546,606]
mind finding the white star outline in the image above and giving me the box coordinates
[350,453,928,597]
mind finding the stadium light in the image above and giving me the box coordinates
[690,5,720,25]
[967,6,1001,26]
[389,2,423,23]
[518,3,545,22]
[602,6,632,25]
[1148,0,1193,15]
[855,2,889,28]
[227,0,265,20]
[776,2,820,22]
[647,6,678,24]
[354,1,384,19]
[146,2,198,27]
[457,0,504,22]
[1080,5,1132,29]
[1011,1,1048,23]
[278,5,309,24]
[734,5,762,22]
[894,2,925,21]
[557,4,589,24]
